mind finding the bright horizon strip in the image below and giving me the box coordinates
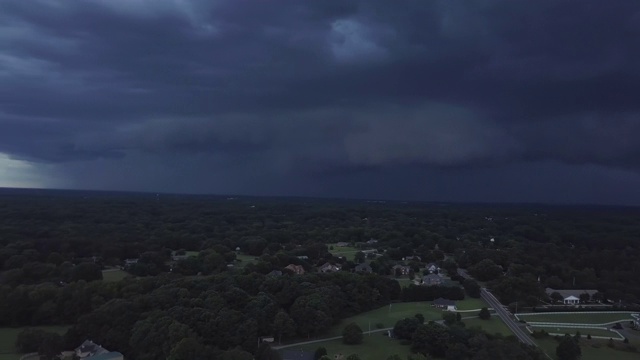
[0,152,46,188]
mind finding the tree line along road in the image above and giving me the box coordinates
[457,268,537,347]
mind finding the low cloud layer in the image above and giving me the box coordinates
[1,0,640,204]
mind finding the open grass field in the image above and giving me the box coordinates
[531,326,620,338]
[234,254,258,268]
[463,317,513,337]
[0,326,69,360]
[456,298,488,311]
[328,244,360,261]
[291,332,410,359]
[394,278,416,288]
[326,302,444,336]
[184,251,200,257]
[101,269,130,282]
[516,312,635,325]
[535,338,640,360]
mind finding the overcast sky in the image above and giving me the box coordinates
[1,0,640,205]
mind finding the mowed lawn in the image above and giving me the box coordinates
[456,298,488,311]
[463,317,513,337]
[101,269,130,282]
[516,312,635,324]
[328,244,360,261]
[530,326,620,338]
[235,254,258,268]
[535,338,640,360]
[291,332,410,359]
[326,302,444,336]
[0,326,69,360]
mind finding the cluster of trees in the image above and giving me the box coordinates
[3,271,399,359]
[2,190,640,358]
[392,316,543,360]
[401,284,465,302]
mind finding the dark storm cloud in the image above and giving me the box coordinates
[1,0,640,201]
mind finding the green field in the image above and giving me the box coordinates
[328,244,360,261]
[290,332,410,359]
[531,326,620,338]
[185,251,200,257]
[535,338,640,360]
[516,312,634,325]
[101,269,130,282]
[326,302,445,336]
[234,254,258,268]
[463,317,513,337]
[456,298,488,311]
[0,326,69,360]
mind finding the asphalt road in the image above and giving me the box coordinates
[481,288,537,347]
[458,268,537,347]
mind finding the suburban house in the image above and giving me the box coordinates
[354,263,372,273]
[422,274,443,286]
[392,264,411,275]
[171,254,189,262]
[124,259,138,266]
[366,239,378,245]
[545,288,598,305]
[336,242,349,247]
[425,263,440,274]
[75,340,109,359]
[284,264,305,275]
[361,249,377,255]
[74,340,123,360]
[404,256,421,262]
[296,255,309,260]
[267,270,282,277]
[432,298,457,311]
[318,262,342,273]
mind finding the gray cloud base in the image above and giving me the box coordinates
[1,0,639,204]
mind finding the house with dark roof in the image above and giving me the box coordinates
[422,274,443,286]
[75,340,109,359]
[392,264,411,276]
[354,263,372,273]
[425,263,439,274]
[318,262,341,273]
[267,270,282,277]
[432,298,457,311]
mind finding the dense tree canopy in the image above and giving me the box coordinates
[0,190,639,359]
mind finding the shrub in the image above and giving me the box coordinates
[531,330,549,339]
[479,307,491,320]
[343,323,363,345]
[314,347,327,360]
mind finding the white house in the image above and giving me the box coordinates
[433,298,457,311]
[563,295,580,305]
[545,288,598,305]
